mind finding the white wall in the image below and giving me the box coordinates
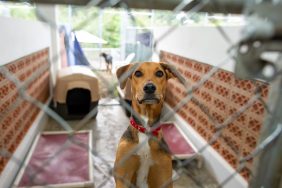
[0,15,57,187]
[153,25,243,72]
[36,4,61,86]
[0,5,61,87]
[0,16,51,64]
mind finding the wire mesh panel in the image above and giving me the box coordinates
[0,0,281,188]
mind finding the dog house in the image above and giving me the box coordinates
[54,66,99,120]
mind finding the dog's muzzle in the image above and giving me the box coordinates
[143,83,156,94]
[138,83,160,104]
[138,94,160,104]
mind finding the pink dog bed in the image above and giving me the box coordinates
[15,131,93,187]
[162,123,203,167]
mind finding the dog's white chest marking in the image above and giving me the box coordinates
[136,132,153,188]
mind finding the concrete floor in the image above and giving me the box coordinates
[45,98,218,188]
[44,71,218,188]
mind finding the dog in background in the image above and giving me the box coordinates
[114,62,185,188]
[100,52,113,73]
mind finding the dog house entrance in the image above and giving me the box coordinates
[66,88,91,115]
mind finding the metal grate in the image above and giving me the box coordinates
[0,0,282,187]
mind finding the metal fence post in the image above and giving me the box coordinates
[250,55,282,188]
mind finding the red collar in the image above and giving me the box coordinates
[130,117,162,136]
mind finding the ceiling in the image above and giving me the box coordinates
[7,0,244,13]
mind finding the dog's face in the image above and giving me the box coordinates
[117,62,186,105]
[131,62,168,104]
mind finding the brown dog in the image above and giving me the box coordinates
[114,62,185,188]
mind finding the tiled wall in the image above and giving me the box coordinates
[161,51,269,180]
[0,48,50,174]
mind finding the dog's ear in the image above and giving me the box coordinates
[116,63,141,89]
[160,63,187,86]
[116,64,132,89]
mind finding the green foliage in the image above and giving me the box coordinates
[102,11,121,48]
[57,5,69,24]
[189,13,207,24]
[58,6,121,48]
[57,8,183,48]
[153,10,180,26]
[128,9,151,28]
[10,7,36,20]
[58,6,100,36]
[0,2,36,21]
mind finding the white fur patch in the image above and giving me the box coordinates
[136,132,153,188]
[141,115,149,129]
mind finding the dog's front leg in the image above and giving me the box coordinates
[114,140,140,188]
[148,154,173,188]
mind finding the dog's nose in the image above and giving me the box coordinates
[143,83,156,94]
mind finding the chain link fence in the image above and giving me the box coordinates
[0,0,282,187]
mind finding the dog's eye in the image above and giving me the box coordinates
[134,71,143,77]
[155,70,164,77]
